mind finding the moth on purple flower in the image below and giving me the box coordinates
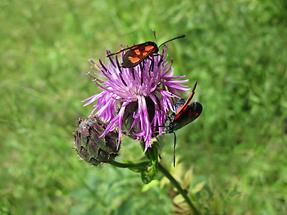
[83,47,190,151]
[107,35,185,68]
[163,81,202,165]
[165,81,202,133]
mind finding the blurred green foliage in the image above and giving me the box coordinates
[0,0,287,214]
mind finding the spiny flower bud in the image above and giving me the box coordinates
[74,116,119,165]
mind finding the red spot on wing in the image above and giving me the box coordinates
[128,56,141,64]
[134,49,141,55]
[145,45,155,52]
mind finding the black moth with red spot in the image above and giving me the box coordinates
[164,81,202,166]
[107,35,185,68]
[166,81,202,133]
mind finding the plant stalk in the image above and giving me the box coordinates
[110,160,200,214]
[158,162,201,215]
[110,160,150,169]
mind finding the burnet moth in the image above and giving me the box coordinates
[162,81,203,165]
[107,35,185,68]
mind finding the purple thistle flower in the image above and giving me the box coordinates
[83,48,189,150]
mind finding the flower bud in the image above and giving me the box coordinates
[74,116,119,165]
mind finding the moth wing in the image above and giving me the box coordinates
[122,42,157,68]
[174,102,202,130]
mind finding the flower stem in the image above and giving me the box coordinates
[110,160,200,214]
[110,160,150,169]
[157,162,201,215]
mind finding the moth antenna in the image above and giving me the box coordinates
[158,34,185,48]
[173,132,177,167]
[106,45,135,57]
[192,80,198,92]
[185,80,198,105]
[152,30,157,42]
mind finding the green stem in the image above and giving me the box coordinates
[158,162,201,215]
[110,160,150,169]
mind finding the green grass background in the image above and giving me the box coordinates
[1,0,287,214]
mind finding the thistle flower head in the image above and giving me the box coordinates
[83,48,189,150]
[74,116,119,165]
